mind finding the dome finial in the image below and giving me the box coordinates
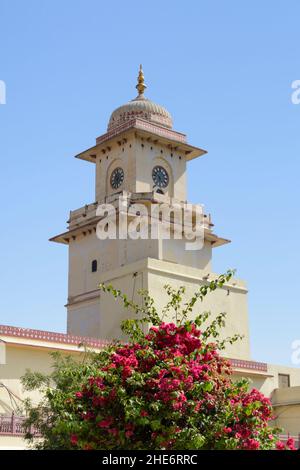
[136,64,147,97]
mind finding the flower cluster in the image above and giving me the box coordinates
[64,322,294,450]
[276,438,296,451]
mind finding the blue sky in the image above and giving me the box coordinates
[0,1,299,366]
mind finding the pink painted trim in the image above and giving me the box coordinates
[0,324,109,349]
[96,118,187,146]
[230,358,268,372]
[0,324,268,372]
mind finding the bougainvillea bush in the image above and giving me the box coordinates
[22,271,295,450]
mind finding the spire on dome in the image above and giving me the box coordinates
[136,64,147,97]
[107,66,173,130]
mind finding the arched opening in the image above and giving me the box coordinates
[91,259,97,273]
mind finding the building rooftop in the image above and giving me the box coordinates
[0,323,267,373]
[0,324,109,350]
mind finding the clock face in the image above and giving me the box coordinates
[152,165,169,189]
[110,167,124,189]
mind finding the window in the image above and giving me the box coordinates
[91,259,97,273]
[278,373,290,388]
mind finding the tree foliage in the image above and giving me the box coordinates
[21,271,295,450]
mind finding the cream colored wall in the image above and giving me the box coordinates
[68,234,160,299]
[95,137,135,202]
[271,386,300,435]
[0,435,31,450]
[135,148,176,198]
[95,133,187,203]
[68,234,212,302]
[98,269,145,341]
[233,366,300,398]
[268,366,300,435]
[146,258,251,360]
[260,365,300,397]
[68,261,147,339]
[160,239,212,270]
[67,297,101,338]
[132,137,187,200]
[67,257,251,361]
[274,404,300,436]
[0,344,53,413]
[68,214,213,303]
[0,344,82,414]
[0,342,87,449]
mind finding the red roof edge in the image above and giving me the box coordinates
[0,324,268,372]
[0,324,110,349]
[229,358,268,372]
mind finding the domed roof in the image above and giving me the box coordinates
[107,66,173,131]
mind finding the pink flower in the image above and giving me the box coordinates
[286,437,296,450]
[98,417,114,428]
[63,321,278,450]
[243,438,260,450]
[70,434,78,446]
[173,350,183,357]
[158,369,169,379]
[223,427,232,434]
[109,388,117,400]
[194,401,203,412]
[149,326,159,333]
[122,365,133,379]
[178,392,187,402]
[173,392,187,410]
[92,396,107,407]
[203,352,213,362]
[125,423,134,438]
[173,401,183,410]
[113,351,138,368]
[81,411,95,421]
[108,427,119,437]
[276,441,285,450]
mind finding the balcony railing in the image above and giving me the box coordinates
[0,413,41,437]
[1,413,298,448]
[279,434,300,449]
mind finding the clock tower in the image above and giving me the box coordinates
[51,66,251,360]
